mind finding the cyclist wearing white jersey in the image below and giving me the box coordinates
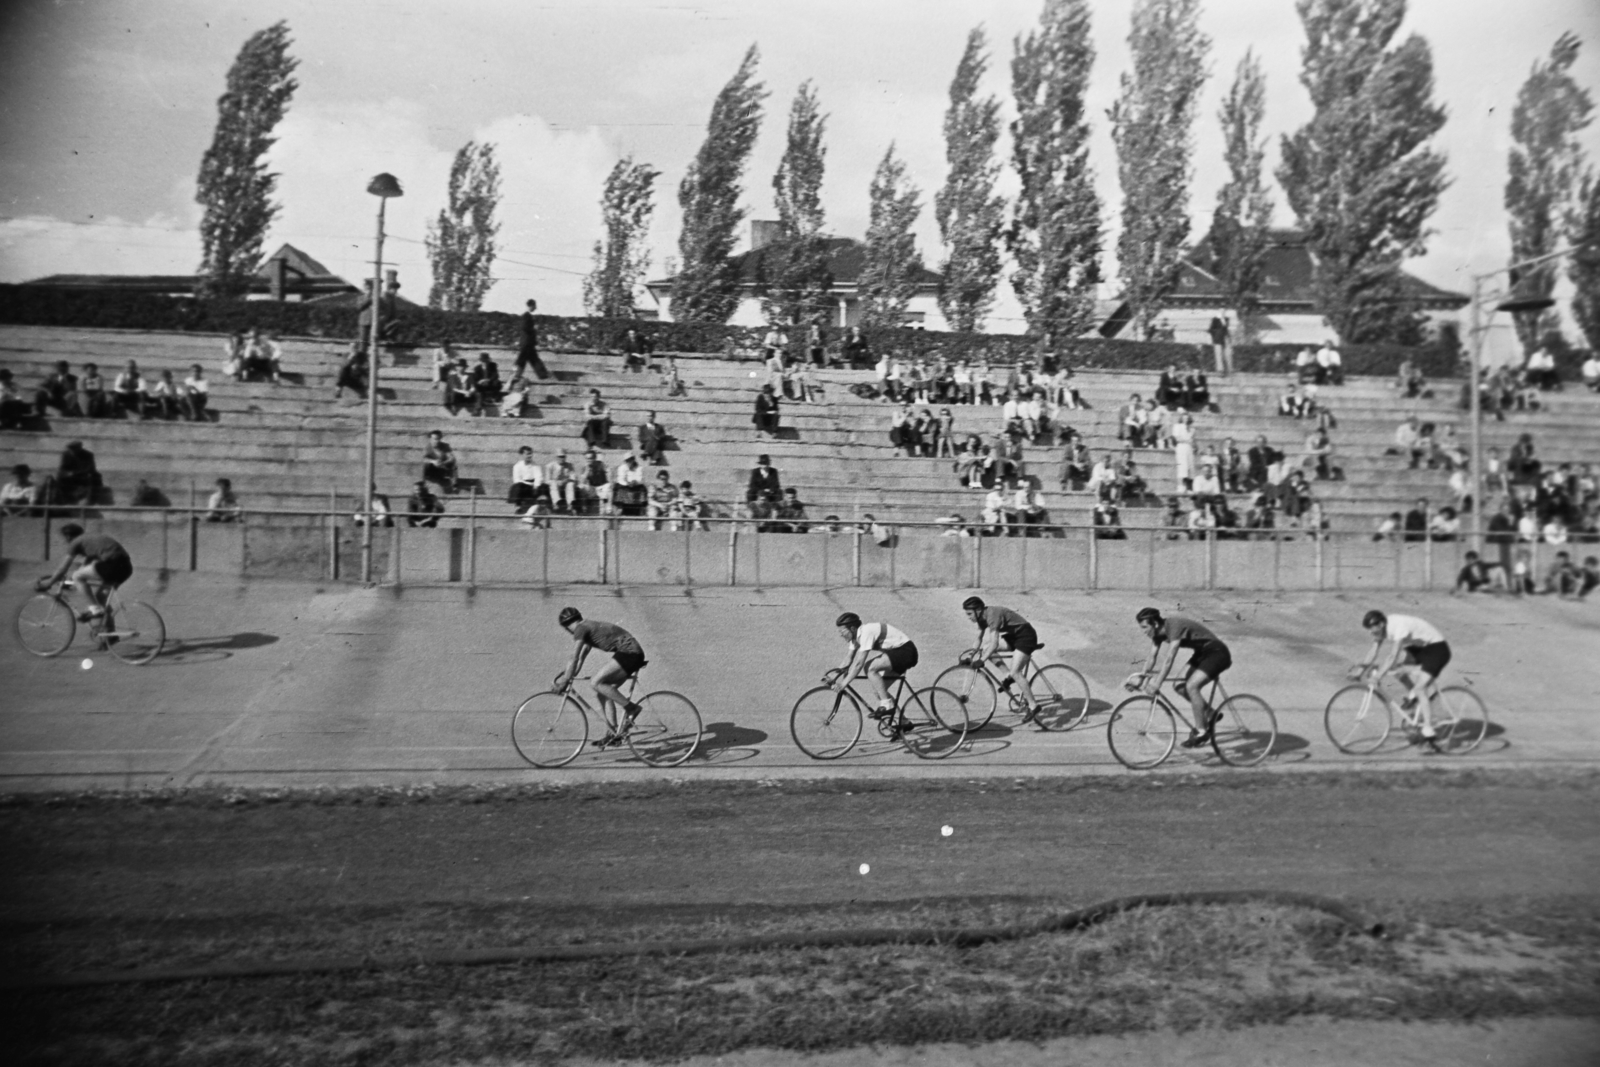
[831,612,919,723]
[1351,609,1451,748]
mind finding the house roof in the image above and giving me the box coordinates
[648,236,942,292]
[23,243,361,299]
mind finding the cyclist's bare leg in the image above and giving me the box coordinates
[1005,648,1038,713]
[1185,668,1217,731]
[1410,670,1440,738]
[863,652,894,714]
[591,658,636,733]
[69,563,106,616]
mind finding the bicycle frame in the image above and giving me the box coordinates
[1133,674,1229,733]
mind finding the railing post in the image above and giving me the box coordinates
[888,526,896,590]
[1147,526,1156,592]
[613,517,623,588]
[188,509,199,572]
[1018,528,1027,593]
[1315,526,1325,591]
[390,522,401,583]
[972,530,982,589]
[753,523,761,588]
[1273,526,1281,592]
[1088,525,1098,590]
[853,526,862,586]
[684,523,692,588]
[599,523,608,584]
[1206,529,1216,590]
[467,488,478,588]
[1423,526,1434,590]
[1393,532,1402,590]
[543,521,551,587]
[727,523,737,586]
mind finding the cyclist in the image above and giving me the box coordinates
[1131,607,1232,748]
[554,607,645,749]
[959,596,1042,721]
[36,523,132,622]
[830,612,919,731]
[1351,609,1450,749]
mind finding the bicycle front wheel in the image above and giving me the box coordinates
[1324,685,1392,754]
[1434,686,1490,755]
[902,686,969,760]
[1211,694,1277,767]
[16,595,75,657]
[790,686,863,760]
[1107,695,1177,769]
[626,690,702,767]
[511,691,589,768]
[1028,663,1092,731]
[103,601,165,665]
[932,665,996,731]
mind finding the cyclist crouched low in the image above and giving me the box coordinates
[1132,606,1232,748]
[37,523,132,622]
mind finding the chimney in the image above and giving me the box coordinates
[267,255,287,301]
[751,220,782,251]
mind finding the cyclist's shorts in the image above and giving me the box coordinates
[998,624,1042,655]
[93,554,133,588]
[611,649,647,677]
[881,641,919,676]
[1405,641,1451,677]
[1187,642,1232,679]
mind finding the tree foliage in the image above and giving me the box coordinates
[1208,50,1276,335]
[195,20,299,299]
[671,45,768,324]
[934,28,1007,334]
[1506,32,1593,350]
[1569,172,1600,354]
[1277,0,1449,345]
[1009,0,1103,340]
[583,156,660,318]
[858,144,926,329]
[426,141,502,312]
[759,81,833,325]
[1110,0,1209,338]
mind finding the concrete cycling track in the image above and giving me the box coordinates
[1,572,1597,790]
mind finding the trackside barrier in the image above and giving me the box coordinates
[0,504,1559,592]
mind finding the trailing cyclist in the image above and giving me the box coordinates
[831,612,920,732]
[1131,607,1232,748]
[36,523,132,622]
[960,596,1042,721]
[555,607,645,749]
[1351,609,1451,750]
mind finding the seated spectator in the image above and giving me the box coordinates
[581,389,612,447]
[753,384,781,437]
[1429,425,1467,472]
[661,355,686,398]
[1218,437,1244,493]
[954,434,987,488]
[1155,365,1183,408]
[1187,500,1220,538]
[1117,393,1145,444]
[610,453,648,517]
[1190,462,1223,502]
[1116,450,1148,502]
[222,330,246,379]
[1278,376,1305,418]
[581,448,611,515]
[620,326,653,373]
[937,513,974,537]
[334,345,368,399]
[1403,497,1429,542]
[1149,399,1177,449]
[1543,516,1570,545]
[1275,470,1314,525]
[1577,556,1600,599]
[180,364,211,422]
[1161,496,1187,539]
[422,430,459,493]
[889,401,917,456]
[746,454,781,520]
[353,484,394,528]
[1429,506,1461,541]
[1581,353,1600,392]
[861,513,894,547]
[1316,341,1344,385]
[55,440,101,504]
[1086,452,1119,501]
[1245,435,1279,491]
[1294,347,1318,384]
[1055,364,1084,410]
[1015,481,1048,535]
[843,326,871,369]
[1059,439,1092,491]
[1244,494,1276,538]
[1453,550,1505,594]
[443,357,477,415]
[499,373,534,418]
[543,449,578,514]
[430,342,455,390]
[646,470,679,530]
[34,360,81,417]
[1525,344,1561,391]
[795,362,823,404]
[130,479,170,508]
[773,487,809,533]
[113,360,144,415]
[1184,370,1210,411]
[146,369,181,420]
[1093,499,1126,539]
[0,369,31,429]
[1507,433,1541,484]
[1397,356,1426,398]
[242,328,283,383]
[1372,511,1402,542]
[1393,415,1426,469]
[507,446,546,515]
[204,477,242,523]
[1543,551,1579,595]
[471,352,503,409]
[1,463,40,515]
[673,480,709,531]
[982,485,1015,535]
[638,411,668,466]
[1303,426,1334,481]
[74,363,104,417]
[406,480,445,527]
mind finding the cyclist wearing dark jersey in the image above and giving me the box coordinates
[37,523,132,622]
[961,596,1042,720]
[1133,607,1232,747]
[555,606,645,748]
[831,612,919,724]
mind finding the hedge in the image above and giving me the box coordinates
[1233,341,1464,379]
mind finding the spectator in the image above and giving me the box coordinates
[1244,494,1276,538]
[507,446,546,515]
[1087,452,1119,501]
[982,484,1014,535]
[1294,347,1318,383]
[1403,497,1429,542]
[1092,498,1126,539]
[774,487,810,532]
[1155,364,1183,407]
[544,448,578,514]
[1275,469,1314,526]
[1059,438,1092,491]
[68,362,105,419]
[581,448,610,514]
[1507,433,1540,484]
[753,383,781,437]
[1543,515,1570,545]
[499,372,534,418]
[647,470,679,530]
[805,319,827,368]
[181,364,211,422]
[1,464,39,515]
[1116,449,1149,502]
[762,323,789,365]
[1543,551,1579,595]
[471,352,503,411]
[406,480,445,527]
[932,407,956,459]
[1452,550,1505,594]
[1015,481,1048,534]
[873,352,892,400]
[581,389,612,447]
[0,369,31,428]
[795,361,823,404]
[765,347,787,396]
[514,299,550,381]
[1448,464,1474,516]
[1393,415,1426,469]
[1525,344,1560,391]
[1245,435,1279,491]
[430,341,455,390]
[204,477,242,523]
[974,360,995,405]
[112,360,144,415]
[334,344,368,400]
[1397,356,1426,397]
[1116,393,1142,444]
[619,326,653,373]
[1218,437,1244,493]
[441,357,475,415]
[353,484,394,528]
[661,355,685,397]
[1303,426,1334,481]
[422,430,459,493]
[243,327,283,383]
[1428,506,1461,542]
[611,453,647,517]
[222,330,246,379]
[638,410,668,466]
[1372,511,1402,542]
[1184,369,1211,412]
[55,440,101,504]
[1317,341,1344,385]
[1208,315,1231,374]
[747,454,781,513]
[1171,411,1196,491]
[1278,376,1305,418]
[1187,499,1220,538]
[1161,496,1187,539]
[954,434,987,488]
[1581,352,1600,392]
[142,369,179,420]
[1510,547,1536,594]
[673,480,709,531]
[1430,425,1466,471]
[1577,556,1600,599]
[843,326,870,369]
[1486,498,1517,572]
[1191,461,1223,502]
[130,479,169,508]
[34,360,81,417]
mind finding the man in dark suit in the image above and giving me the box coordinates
[514,298,550,380]
[1245,435,1279,490]
[746,454,782,521]
[1404,497,1429,542]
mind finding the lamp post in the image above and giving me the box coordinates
[362,172,404,584]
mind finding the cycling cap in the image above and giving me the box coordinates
[59,523,85,539]
[558,606,582,627]
[961,596,985,612]
[834,612,861,629]
[1135,607,1163,625]
[1361,609,1386,629]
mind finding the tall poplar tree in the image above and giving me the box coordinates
[934,28,1006,334]
[760,81,833,326]
[194,20,298,299]
[1110,0,1210,338]
[859,144,925,329]
[1208,50,1275,335]
[1506,32,1593,350]
[583,156,661,319]
[672,45,767,324]
[1009,0,1103,340]
[1277,0,1449,345]
[1569,173,1600,354]
[426,141,502,312]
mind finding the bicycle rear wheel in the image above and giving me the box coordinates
[1433,686,1490,755]
[932,665,996,731]
[626,690,702,767]
[511,691,589,768]
[1324,685,1391,754]
[1027,663,1092,731]
[1107,695,1177,769]
[1211,694,1277,767]
[902,686,969,759]
[790,686,863,760]
[102,601,165,665]
[16,594,75,657]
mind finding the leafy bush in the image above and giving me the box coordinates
[1234,342,1462,378]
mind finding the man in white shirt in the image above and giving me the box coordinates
[1581,353,1600,392]
[544,449,578,513]
[983,486,1012,534]
[1087,453,1119,501]
[609,452,645,515]
[1525,346,1559,391]
[1316,342,1343,385]
[181,364,211,422]
[1351,610,1451,747]
[830,612,920,726]
[509,446,545,515]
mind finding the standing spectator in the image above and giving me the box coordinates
[1219,437,1244,493]
[581,389,612,447]
[1207,315,1231,374]
[1403,497,1429,542]
[1,464,39,515]
[181,364,211,422]
[843,326,870,369]
[507,446,546,515]
[1171,412,1196,491]
[806,318,827,367]
[638,410,668,466]
[1487,499,1517,573]
[747,454,782,513]
[406,480,445,527]
[55,440,101,504]
[647,470,679,530]
[934,407,956,458]
[422,430,459,493]
[753,383,781,437]
[544,449,578,514]
[204,478,242,523]
[1510,547,1536,594]
[765,347,786,396]
[514,299,550,380]
[873,352,892,400]
[34,361,80,417]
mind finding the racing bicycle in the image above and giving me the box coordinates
[16,579,165,665]
[933,648,1092,732]
[790,669,968,760]
[511,664,702,768]
[1324,667,1489,755]
[1106,673,1277,769]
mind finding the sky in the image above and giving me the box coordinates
[1,0,1598,333]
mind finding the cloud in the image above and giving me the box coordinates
[0,213,200,281]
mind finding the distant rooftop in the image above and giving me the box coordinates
[24,243,364,302]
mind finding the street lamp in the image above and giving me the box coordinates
[362,172,403,584]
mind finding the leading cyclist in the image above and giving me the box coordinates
[1350,609,1451,750]
[830,612,919,730]
[36,523,132,622]
[554,606,645,748]
[960,596,1043,721]
[1131,606,1232,748]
